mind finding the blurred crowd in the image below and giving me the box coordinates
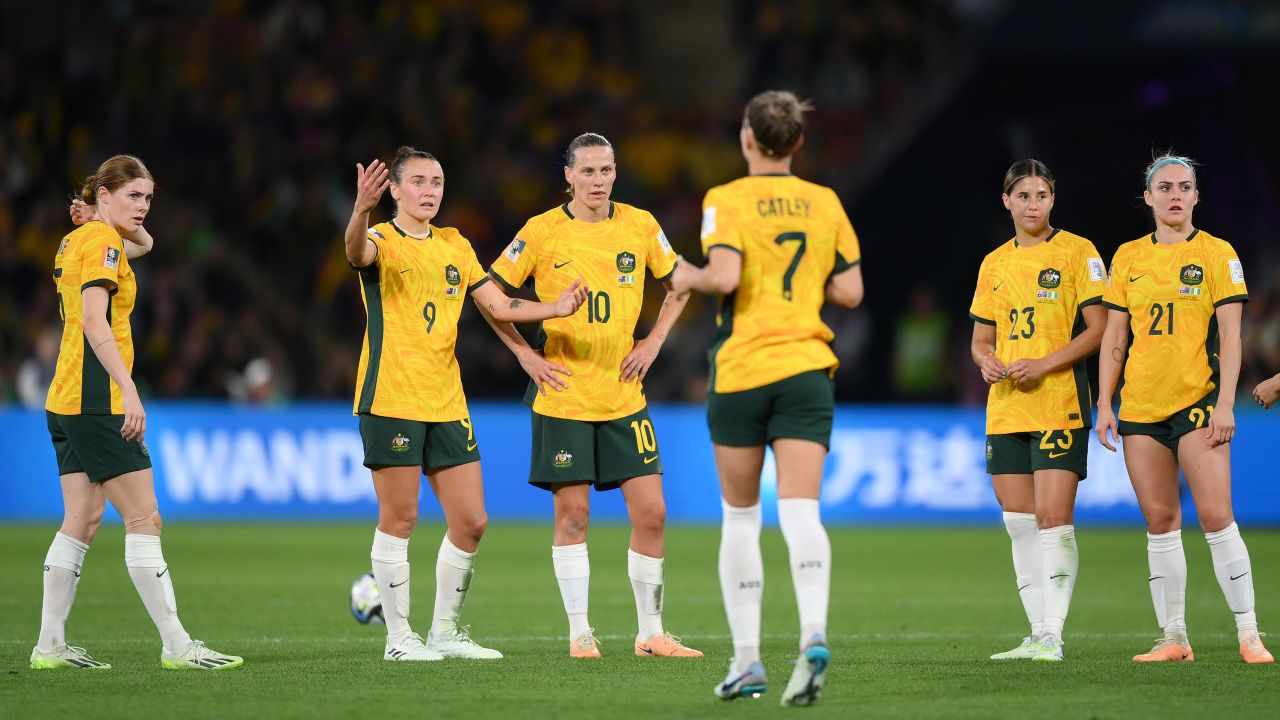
[3,0,1277,410]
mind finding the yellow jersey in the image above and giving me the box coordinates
[489,202,678,421]
[699,174,861,393]
[969,229,1107,434]
[1102,229,1248,423]
[46,221,137,415]
[353,220,490,422]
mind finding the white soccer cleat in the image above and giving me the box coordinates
[385,632,444,661]
[30,644,111,670]
[1032,635,1064,662]
[990,636,1043,660]
[161,640,243,670]
[427,625,503,659]
[780,635,831,707]
[714,660,768,700]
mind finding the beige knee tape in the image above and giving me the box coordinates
[124,507,162,535]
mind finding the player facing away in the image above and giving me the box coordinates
[33,156,242,671]
[670,91,864,706]
[487,132,702,660]
[1096,154,1272,664]
[968,160,1107,662]
[345,147,587,662]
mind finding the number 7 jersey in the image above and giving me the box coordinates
[969,229,1106,434]
[699,175,861,393]
[1101,230,1248,423]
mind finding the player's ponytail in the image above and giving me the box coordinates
[77,155,153,205]
[744,90,812,158]
[1002,159,1055,195]
[387,146,439,216]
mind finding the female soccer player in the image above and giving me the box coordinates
[670,91,863,706]
[33,155,242,671]
[346,147,588,662]
[1096,154,1272,664]
[488,132,702,660]
[968,160,1107,663]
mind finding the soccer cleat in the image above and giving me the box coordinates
[780,636,831,707]
[1032,635,1064,662]
[384,632,444,661]
[1133,636,1194,662]
[30,645,111,670]
[634,631,703,657]
[161,640,244,670]
[1239,632,1274,664]
[569,629,602,658]
[427,625,503,659]
[714,660,768,700]
[990,636,1043,660]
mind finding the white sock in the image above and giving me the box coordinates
[1039,524,1078,640]
[1147,529,1188,639]
[124,534,192,652]
[778,498,830,649]
[720,501,763,667]
[37,533,89,653]
[371,529,412,644]
[552,543,590,639]
[1002,512,1045,637]
[1205,522,1258,636]
[431,534,475,639]
[628,549,664,639]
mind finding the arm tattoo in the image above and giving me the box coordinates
[1110,347,1124,363]
[509,299,525,309]
[487,303,496,313]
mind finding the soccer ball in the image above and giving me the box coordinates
[350,572,384,624]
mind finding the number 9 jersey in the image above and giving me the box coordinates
[1101,230,1248,423]
[699,175,861,394]
[969,230,1106,434]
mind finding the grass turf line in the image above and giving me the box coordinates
[0,524,1275,719]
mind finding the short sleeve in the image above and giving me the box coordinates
[1210,242,1248,307]
[832,190,861,272]
[462,238,490,294]
[490,222,539,293]
[700,188,743,256]
[968,257,996,326]
[357,225,392,270]
[1075,240,1107,307]
[1101,249,1130,313]
[79,227,123,295]
[646,215,678,282]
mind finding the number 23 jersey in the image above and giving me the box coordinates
[1101,230,1248,423]
[969,229,1106,434]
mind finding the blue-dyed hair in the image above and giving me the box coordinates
[1144,154,1196,190]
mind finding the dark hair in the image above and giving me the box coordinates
[78,155,153,204]
[743,90,812,158]
[388,146,440,216]
[563,133,613,168]
[1002,159,1055,195]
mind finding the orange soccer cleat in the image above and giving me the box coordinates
[634,632,703,658]
[570,630,602,659]
[1133,637,1194,663]
[1239,632,1274,664]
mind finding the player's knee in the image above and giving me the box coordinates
[123,506,162,536]
[1198,511,1235,534]
[555,504,590,538]
[381,504,418,537]
[1144,509,1179,535]
[456,510,488,544]
[633,498,666,537]
[1036,511,1073,529]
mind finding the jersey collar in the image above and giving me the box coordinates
[561,201,615,221]
[1150,228,1198,244]
[1013,227,1060,248]
[391,219,432,239]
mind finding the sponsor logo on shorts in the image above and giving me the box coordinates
[1037,268,1061,289]
[1180,263,1204,285]
[616,252,636,273]
[553,449,574,468]
[643,455,658,464]
[466,442,477,452]
[1048,451,1069,459]
[390,433,411,453]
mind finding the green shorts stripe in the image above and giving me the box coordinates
[529,406,662,492]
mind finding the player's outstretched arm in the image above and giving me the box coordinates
[671,247,741,296]
[1254,372,1280,409]
[620,277,690,382]
[345,159,388,268]
[471,282,574,395]
[970,322,1006,384]
[825,263,864,308]
[1095,309,1130,451]
[472,279,588,324]
[70,199,154,259]
[1006,304,1106,385]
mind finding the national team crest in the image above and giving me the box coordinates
[391,433,411,453]
[445,264,461,286]
[553,449,574,468]
[616,252,636,273]
[1180,264,1204,285]
[1037,268,1061,289]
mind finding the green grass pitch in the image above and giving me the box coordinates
[0,523,1275,718]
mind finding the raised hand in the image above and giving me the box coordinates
[555,279,590,318]
[69,198,96,225]
[354,160,390,214]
